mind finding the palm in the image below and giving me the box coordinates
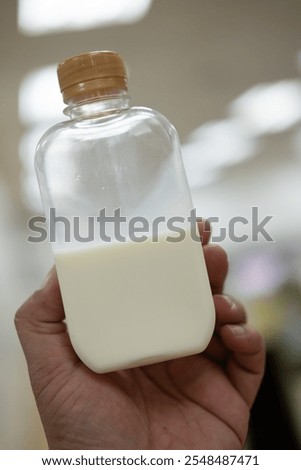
[17,239,264,450]
[35,328,248,450]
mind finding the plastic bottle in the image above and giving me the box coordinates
[35,51,215,373]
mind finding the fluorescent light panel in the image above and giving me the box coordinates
[18,0,153,35]
[19,65,64,125]
[182,119,258,189]
[230,80,301,135]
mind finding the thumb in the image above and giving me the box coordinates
[15,268,79,379]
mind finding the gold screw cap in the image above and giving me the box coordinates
[57,51,128,104]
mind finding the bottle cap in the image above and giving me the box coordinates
[57,51,128,104]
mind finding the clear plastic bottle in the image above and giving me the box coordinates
[35,51,215,373]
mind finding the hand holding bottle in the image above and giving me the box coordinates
[15,222,265,450]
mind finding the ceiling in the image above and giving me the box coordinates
[0,0,301,247]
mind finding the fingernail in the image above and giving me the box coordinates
[40,269,53,290]
[229,324,246,336]
[222,295,236,310]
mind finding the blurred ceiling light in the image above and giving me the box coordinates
[230,80,301,135]
[19,66,65,211]
[182,119,258,188]
[19,65,64,125]
[18,0,153,35]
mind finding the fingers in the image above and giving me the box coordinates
[203,245,228,294]
[214,295,247,329]
[204,294,247,364]
[204,294,265,408]
[220,324,265,408]
[15,267,78,377]
[198,219,228,295]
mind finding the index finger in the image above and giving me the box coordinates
[204,244,229,294]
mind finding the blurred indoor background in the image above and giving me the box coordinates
[1,0,301,449]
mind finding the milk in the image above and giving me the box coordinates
[55,230,215,373]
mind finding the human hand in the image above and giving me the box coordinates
[15,222,265,449]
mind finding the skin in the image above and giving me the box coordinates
[15,222,265,449]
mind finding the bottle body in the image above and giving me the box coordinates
[35,101,215,373]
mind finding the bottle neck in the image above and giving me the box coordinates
[64,91,130,119]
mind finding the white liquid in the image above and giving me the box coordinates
[55,231,215,373]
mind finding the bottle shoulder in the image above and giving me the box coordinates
[133,106,178,138]
[39,106,176,141]
[35,120,71,155]
[130,105,176,128]
[35,105,180,169]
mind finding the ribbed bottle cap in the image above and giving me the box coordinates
[57,51,128,104]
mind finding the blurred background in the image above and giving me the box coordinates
[1,0,301,449]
